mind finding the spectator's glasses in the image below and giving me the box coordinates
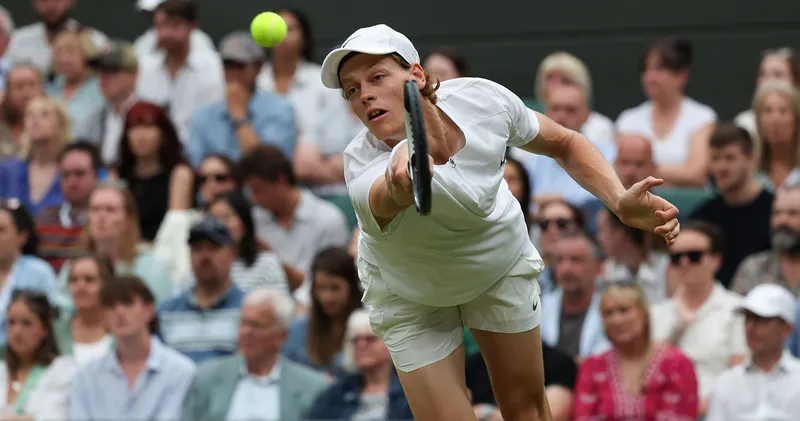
[669,250,707,266]
[350,334,379,346]
[537,218,572,231]
[199,173,231,184]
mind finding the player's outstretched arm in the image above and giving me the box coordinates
[521,112,626,212]
[520,112,680,244]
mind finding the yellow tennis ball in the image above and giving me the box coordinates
[250,12,287,48]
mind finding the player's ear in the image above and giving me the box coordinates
[410,62,426,90]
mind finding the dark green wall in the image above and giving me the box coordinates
[8,0,800,119]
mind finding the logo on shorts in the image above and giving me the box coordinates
[532,298,538,312]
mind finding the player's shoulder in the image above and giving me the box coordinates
[438,77,514,100]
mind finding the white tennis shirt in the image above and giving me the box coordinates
[344,77,544,307]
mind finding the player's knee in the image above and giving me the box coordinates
[495,380,548,421]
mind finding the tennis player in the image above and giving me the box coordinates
[321,24,680,421]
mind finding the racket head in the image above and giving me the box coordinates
[403,80,432,215]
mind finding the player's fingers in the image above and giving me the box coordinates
[629,176,665,196]
[655,207,679,222]
[654,218,679,235]
[428,155,435,176]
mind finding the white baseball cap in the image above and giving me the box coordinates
[137,0,165,11]
[737,283,796,324]
[321,24,420,89]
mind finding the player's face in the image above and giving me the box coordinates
[709,143,752,193]
[339,54,425,142]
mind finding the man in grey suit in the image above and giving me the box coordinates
[182,288,330,421]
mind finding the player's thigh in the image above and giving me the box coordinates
[461,261,550,419]
[359,260,476,420]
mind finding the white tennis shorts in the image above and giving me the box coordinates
[357,249,543,373]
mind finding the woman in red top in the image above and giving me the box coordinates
[573,282,698,421]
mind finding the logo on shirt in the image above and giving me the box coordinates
[500,156,506,167]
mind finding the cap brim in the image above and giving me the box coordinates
[321,45,399,89]
[737,303,780,319]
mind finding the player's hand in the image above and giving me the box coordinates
[615,176,680,246]
[385,143,433,207]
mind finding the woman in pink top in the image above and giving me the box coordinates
[573,282,698,421]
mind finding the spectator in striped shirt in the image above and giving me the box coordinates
[158,216,245,363]
[206,190,289,294]
[36,141,101,272]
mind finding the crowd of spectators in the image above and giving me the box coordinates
[0,0,799,420]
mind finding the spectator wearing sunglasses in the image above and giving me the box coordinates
[651,220,746,416]
[0,201,58,343]
[153,154,241,283]
[533,200,585,294]
[0,290,76,420]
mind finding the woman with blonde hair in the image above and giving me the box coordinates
[735,47,800,138]
[0,96,70,217]
[573,282,699,420]
[55,182,173,310]
[534,51,615,143]
[751,80,800,190]
[47,28,104,140]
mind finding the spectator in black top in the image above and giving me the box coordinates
[117,101,193,242]
[466,343,577,421]
[690,123,774,288]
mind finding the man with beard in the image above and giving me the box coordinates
[732,183,800,298]
[7,0,107,77]
[158,217,246,363]
[691,123,773,288]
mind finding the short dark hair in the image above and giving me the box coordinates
[682,220,725,255]
[101,275,159,334]
[60,140,103,173]
[557,231,602,260]
[238,145,296,185]
[709,123,754,156]
[641,36,693,73]
[154,0,197,22]
[0,201,39,256]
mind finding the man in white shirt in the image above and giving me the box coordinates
[706,283,800,421]
[134,0,224,142]
[133,0,217,63]
[240,145,349,305]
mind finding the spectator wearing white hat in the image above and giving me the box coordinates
[706,284,800,421]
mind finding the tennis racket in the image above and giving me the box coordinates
[403,80,432,215]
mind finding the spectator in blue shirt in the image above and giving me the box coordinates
[158,217,245,363]
[0,202,58,343]
[186,31,296,168]
[0,96,70,217]
[69,275,196,421]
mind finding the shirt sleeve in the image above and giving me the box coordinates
[67,370,91,420]
[484,80,541,148]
